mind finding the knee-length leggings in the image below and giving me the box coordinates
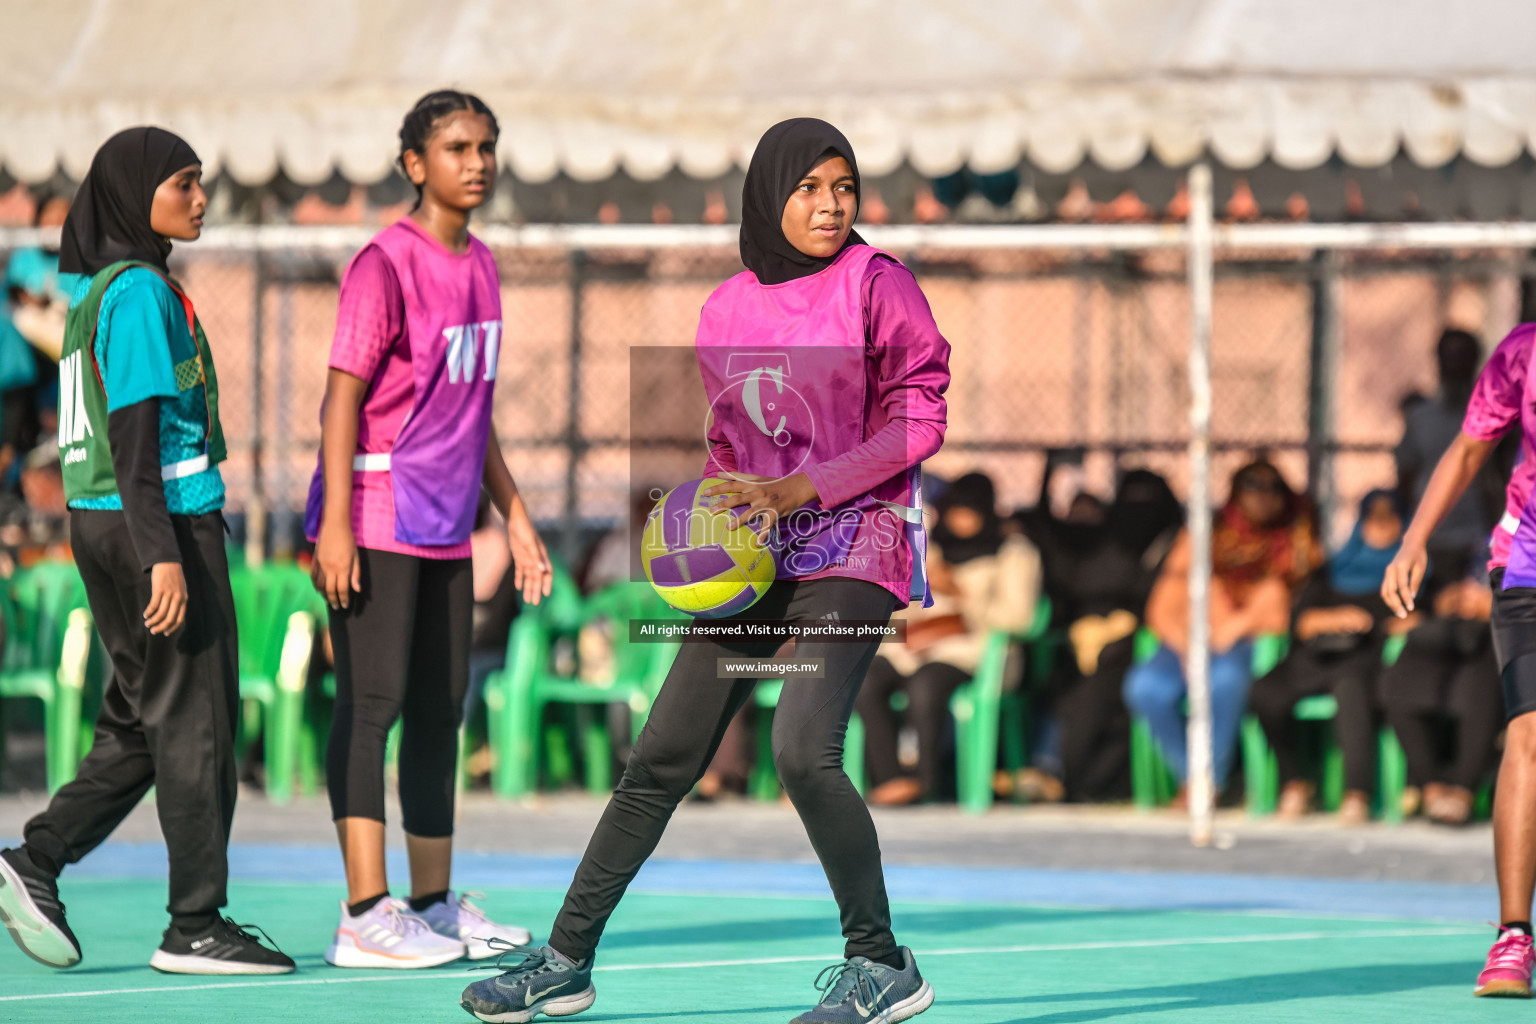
[326,547,471,837]
[549,577,899,963]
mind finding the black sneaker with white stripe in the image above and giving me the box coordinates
[149,916,295,975]
[0,847,80,968]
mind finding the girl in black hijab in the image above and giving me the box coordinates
[464,118,949,1024]
[0,127,292,976]
[738,117,867,284]
[59,127,199,276]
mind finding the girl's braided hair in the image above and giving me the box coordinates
[397,90,499,204]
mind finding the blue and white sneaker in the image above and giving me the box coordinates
[791,947,934,1024]
[460,942,596,1022]
[418,891,532,960]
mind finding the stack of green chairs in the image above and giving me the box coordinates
[230,562,326,804]
[487,567,682,798]
[0,562,96,792]
[1129,630,1289,810]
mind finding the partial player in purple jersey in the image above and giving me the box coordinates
[1383,321,1536,998]
[308,91,552,970]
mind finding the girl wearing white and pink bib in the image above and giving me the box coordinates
[309,90,551,970]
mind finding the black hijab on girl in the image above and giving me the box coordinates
[739,118,866,285]
[59,126,200,277]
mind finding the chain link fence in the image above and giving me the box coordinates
[5,230,1533,559]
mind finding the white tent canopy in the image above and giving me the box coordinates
[4,0,1536,186]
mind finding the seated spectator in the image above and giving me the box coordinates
[857,472,1041,805]
[1124,458,1322,800]
[1379,568,1500,826]
[1249,489,1403,823]
[0,436,69,575]
[1024,469,1183,803]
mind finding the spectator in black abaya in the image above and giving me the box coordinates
[1019,469,1183,803]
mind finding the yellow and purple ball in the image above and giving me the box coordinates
[640,477,777,618]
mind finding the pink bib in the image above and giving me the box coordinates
[695,245,930,605]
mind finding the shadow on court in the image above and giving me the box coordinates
[598,906,1141,952]
[963,960,1474,1022]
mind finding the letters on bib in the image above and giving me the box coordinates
[444,320,502,384]
[58,349,95,452]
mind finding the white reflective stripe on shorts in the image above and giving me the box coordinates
[353,453,391,472]
[1502,511,1521,535]
[160,455,209,481]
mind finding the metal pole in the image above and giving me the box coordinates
[1309,250,1342,535]
[246,251,266,569]
[562,250,587,568]
[272,279,294,560]
[1185,161,1216,848]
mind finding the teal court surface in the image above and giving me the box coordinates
[0,840,1518,1023]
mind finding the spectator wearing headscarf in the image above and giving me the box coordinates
[1124,458,1322,797]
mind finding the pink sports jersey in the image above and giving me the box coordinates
[695,245,950,607]
[1462,323,1536,573]
[305,216,501,558]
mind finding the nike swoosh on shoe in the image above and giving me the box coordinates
[525,981,565,1006]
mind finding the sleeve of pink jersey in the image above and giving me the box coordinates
[328,245,405,383]
[1463,325,1534,442]
[802,258,951,509]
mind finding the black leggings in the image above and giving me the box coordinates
[550,577,899,963]
[326,547,471,837]
[856,656,968,796]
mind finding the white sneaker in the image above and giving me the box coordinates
[324,897,465,969]
[415,891,533,960]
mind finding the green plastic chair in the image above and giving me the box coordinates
[950,596,1054,814]
[748,597,1053,810]
[230,562,326,803]
[1128,630,1288,810]
[486,568,679,798]
[0,562,96,793]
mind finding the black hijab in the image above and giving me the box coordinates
[59,127,200,276]
[739,118,866,285]
[932,472,1006,566]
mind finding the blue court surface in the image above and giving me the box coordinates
[0,839,1512,1022]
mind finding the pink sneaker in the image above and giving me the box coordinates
[1475,928,1534,998]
